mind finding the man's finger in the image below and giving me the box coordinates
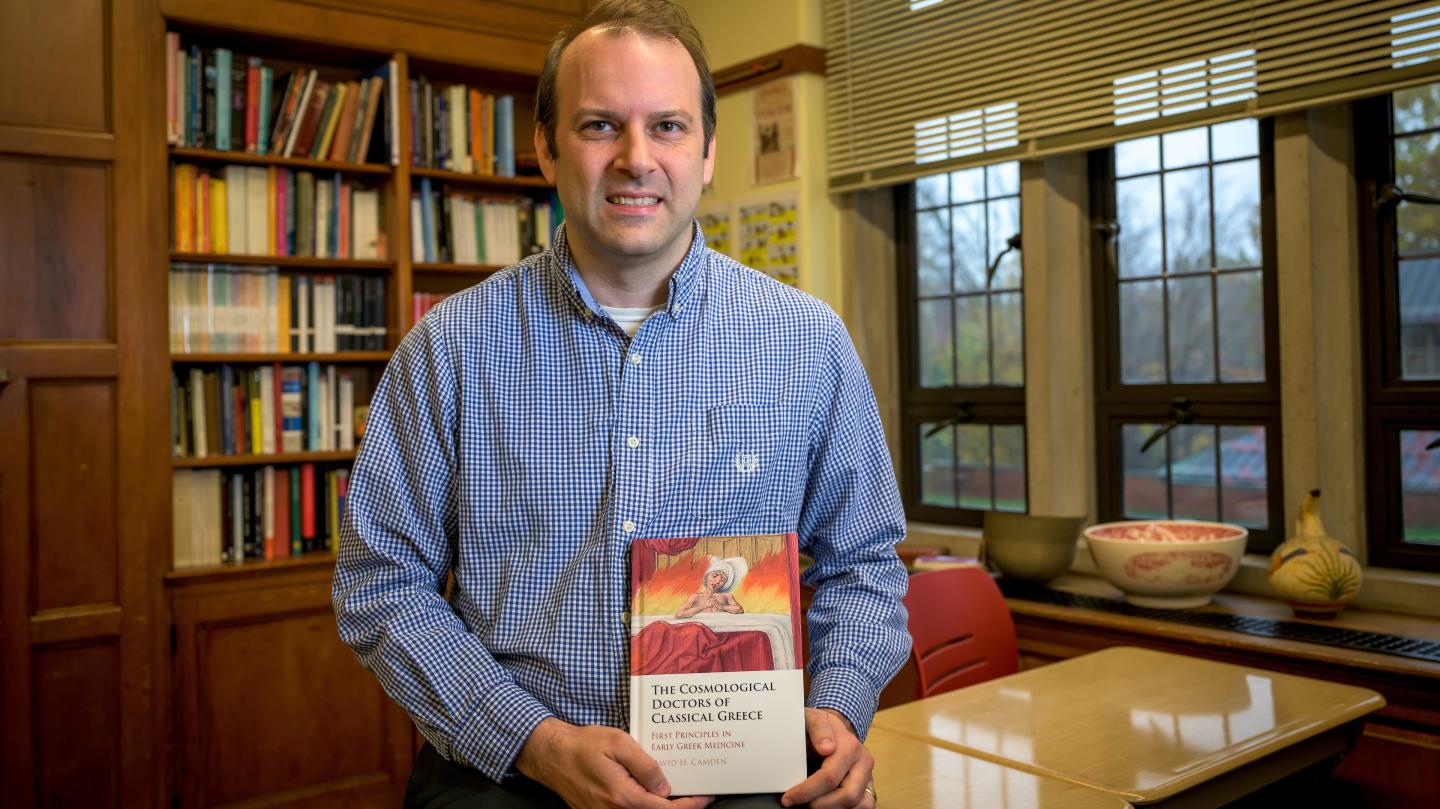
[782,750,852,806]
[804,708,839,756]
[606,736,671,797]
[809,756,873,809]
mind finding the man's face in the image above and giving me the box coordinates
[706,571,726,591]
[537,29,715,273]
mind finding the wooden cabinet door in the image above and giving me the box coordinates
[0,0,166,805]
[170,568,414,808]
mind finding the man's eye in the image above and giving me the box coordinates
[581,121,614,133]
[656,121,684,134]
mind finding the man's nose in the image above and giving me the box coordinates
[614,128,655,177]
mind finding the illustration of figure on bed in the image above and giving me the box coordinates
[629,534,803,676]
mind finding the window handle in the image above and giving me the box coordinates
[1375,183,1440,210]
[1095,220,1121,272]
[1427,435,1439,451]
[1139,398,1196,454]
[923,400,975,437]
[985,232,1022,286]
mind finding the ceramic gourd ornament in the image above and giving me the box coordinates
[1268,489,1362,616]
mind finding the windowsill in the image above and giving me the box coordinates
[904,521,1440,620]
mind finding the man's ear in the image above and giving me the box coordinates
[535,127,557,185]
[702,127,716,186]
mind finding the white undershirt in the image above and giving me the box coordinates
[603,304,665,337]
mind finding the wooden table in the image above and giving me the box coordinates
[872,646,1385,806]
[866,727,1131,808]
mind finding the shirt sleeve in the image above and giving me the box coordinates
[332,312,554,780]
[798,315,910,740]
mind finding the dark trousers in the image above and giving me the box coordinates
[406,743,787,809]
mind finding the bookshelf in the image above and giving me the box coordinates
[3,2,573,805]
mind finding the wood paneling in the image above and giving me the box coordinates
[0,0,110,132]
[0,158,111,341]
[296,0,580,43]
[32,640,121,806]
[173,570,413,807]
[31,381,118,611]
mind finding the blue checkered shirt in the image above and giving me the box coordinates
[333,222,909,781]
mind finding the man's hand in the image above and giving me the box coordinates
[781,708,876,809]
[515,718,715,809]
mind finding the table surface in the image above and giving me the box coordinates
[871,646,1385,803]
[866,726,1132,808]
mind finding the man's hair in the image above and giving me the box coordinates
[534,0,716,159]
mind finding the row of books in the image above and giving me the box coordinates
[412,178,555,265]
[172,465,347,568]
[171,362,375,459]
[172,164,387,259]
[170,265,387,354]
[165,33,396,164]
[412,292,450,323]
[410,77,516,176]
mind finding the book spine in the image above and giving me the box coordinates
[214,49,232,151]
[495,95,515,177]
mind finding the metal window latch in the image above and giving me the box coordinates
[923,400,976,437]
[1139,398,1197,453]
[1427,435,1439,451]
[985,232,1022,285]
[1375,183,1440,210]
[1095,220,1122,271]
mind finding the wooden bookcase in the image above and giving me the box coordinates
[0,1,577,807]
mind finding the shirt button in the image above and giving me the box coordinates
[627,436,640,449]
[629,352,642,365]
[623,520,636,533]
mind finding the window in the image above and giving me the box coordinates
[1357,84,1440,572]
[1091,121,1284,550]
[900,161,1025,526]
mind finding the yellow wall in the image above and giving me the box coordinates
[676,0,844,318]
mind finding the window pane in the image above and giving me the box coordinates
[1394,134,1440,255]
[920,423,957,507]
[1164,167,1212,274]
[988,197,1021,288]
[993,425,1027,512]
[1117,175,1162,278]
[1213,159,1261,269]
[1120,280,1166,383]
[1217,271,1266,382]
[1116,135,1159,177]
[952,202,987,292]
[987,162,1020,197]
[1220,425,1268,528]
[917,209,950,295]
[1170,424,1219,520]
[1122,424,1169,518]
[1211,119,1258,161]
[919,298,954,387]
[1394,83,1440,134]
[957,424,993,509]
[950,166,985,204]
[1401,430,1440,545]
[954,296,988,385]
[991,292,1024,386]
[1399,259,1440,380]
[1162,127,1209,169]
[916,174,948,208]
[1168,275,1216,383]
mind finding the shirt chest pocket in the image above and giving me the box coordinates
[679,402,791,530]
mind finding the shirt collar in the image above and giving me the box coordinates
[550,220,708,322]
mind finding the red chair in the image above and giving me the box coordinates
[901,567,1017,699]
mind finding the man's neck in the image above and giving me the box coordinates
[564,234,691,309]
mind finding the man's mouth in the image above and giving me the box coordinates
[607,195,661,206]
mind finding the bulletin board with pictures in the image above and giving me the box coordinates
[737,195,799,286]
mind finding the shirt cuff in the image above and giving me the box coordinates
[806,666,879,741]
[450,680,556,781]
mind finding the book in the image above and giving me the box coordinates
[628,532,806,796]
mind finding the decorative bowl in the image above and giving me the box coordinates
[982,512,1085,583]
[1084,520,1249,609]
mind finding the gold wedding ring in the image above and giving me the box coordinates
[864,785,876,799]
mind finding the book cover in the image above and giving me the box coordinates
[628,532,806,796]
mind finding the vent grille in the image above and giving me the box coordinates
[1000,582,1440,664]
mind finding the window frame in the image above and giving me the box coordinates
[1356,93,1440,572]
[896,176,1029,528]
[1088,120,1286,551]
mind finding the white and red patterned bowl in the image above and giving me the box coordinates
[1084,520,1249,609]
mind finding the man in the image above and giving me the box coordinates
[333,2,908,807]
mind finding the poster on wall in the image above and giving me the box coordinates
[698,204,734,258]
[739,195,799,286]
[753,78,797,185]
